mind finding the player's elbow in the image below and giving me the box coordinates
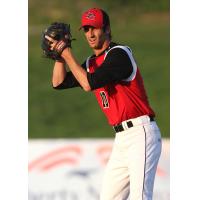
[52,80,64,89]
[52,78,64,88]
[83,84,91,92]
[52,82,59,88]
[52,82,60,89]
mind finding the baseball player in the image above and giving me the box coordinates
[43,8,162,200]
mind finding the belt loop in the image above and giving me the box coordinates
[122,121,128,130]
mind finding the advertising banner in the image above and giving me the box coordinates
[29,139,169,200]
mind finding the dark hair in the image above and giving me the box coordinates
[101,9,112,40]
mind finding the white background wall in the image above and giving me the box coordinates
[29,139,169,200]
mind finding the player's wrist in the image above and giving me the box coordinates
[55,58,65,63]
[61,48,71,58]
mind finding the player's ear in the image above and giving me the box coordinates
[104,26,110,34]
[104,26,111,39]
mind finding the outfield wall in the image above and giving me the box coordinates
[29,139,169,200]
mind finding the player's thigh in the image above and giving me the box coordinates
[100,142,130,200]
[128,122,162,200]
[142,122,162,199]
[100,164,130,200]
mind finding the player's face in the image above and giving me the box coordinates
[83,26,107,49]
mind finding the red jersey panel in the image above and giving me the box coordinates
[86,45,155,126]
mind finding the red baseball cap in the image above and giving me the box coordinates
[79,8,104,30]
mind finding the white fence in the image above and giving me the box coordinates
[29,139,169,200]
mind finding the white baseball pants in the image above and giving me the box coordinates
[100,116,162,200]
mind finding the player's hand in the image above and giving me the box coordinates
[41,22,74,61]
[45,35,68,55]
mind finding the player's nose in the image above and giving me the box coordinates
[87,27,95,37]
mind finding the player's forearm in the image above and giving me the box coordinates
[52,61,67,87]
[61,48,91,91]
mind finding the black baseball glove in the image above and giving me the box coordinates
[41,22,74,61]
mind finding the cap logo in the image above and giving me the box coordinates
[86,12,96,20]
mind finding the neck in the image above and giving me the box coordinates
[93,40,111,56]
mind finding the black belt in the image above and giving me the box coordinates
[113,116,154,133]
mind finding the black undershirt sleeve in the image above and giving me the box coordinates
[87,48,133,90]
[53,62,86,90]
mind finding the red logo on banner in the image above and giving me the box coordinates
[29,145,82,172]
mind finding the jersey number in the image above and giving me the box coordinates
[100,91,109,108]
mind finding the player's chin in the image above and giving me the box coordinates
[88,42,97,48]
[90,42,103,50]
[87,39,99,48]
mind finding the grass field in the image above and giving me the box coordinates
[29,0,169,138]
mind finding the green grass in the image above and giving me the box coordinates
[29,0,169,138]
